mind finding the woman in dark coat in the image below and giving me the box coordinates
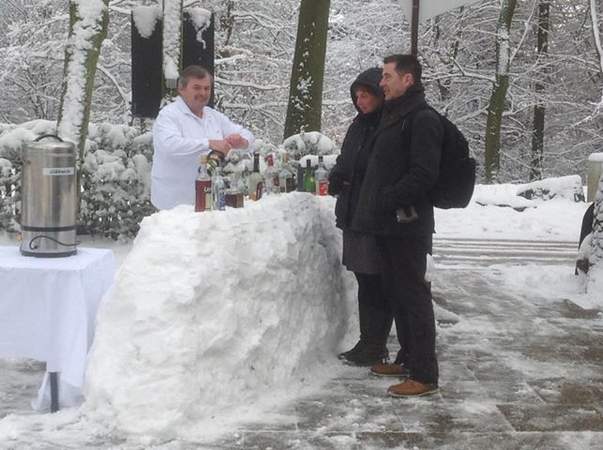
[329,67,393,365]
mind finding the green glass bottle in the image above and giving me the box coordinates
[303,159,315,193]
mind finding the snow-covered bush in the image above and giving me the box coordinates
[516,175,585,202]
[282,131,337,159]
[0,121,155,239]
[0,120,56,232]
[0,157,19,231]
[80,129,155,240]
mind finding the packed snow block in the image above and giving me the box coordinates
[84,194,354,439]
[131,7,163,118]
[516,175,585,202]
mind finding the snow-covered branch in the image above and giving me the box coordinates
[215,77,285,92]
[97,63,130,107]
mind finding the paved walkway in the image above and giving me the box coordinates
[210,248,603,449]
[2,240,603,449]
[433,237,578,267]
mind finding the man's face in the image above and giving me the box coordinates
[354,88,382,114]
[178,76,211,113]
[380,62,414,100]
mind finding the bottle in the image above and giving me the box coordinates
[296,162,304,192]
[225,169,246,208]
[240,166,250,197]
[248,152,264,201]
[315,155,329,196]
[208,149,225,166]
[212,166,226,210]
[195,155,212,212]
[264,154,279,195]
[303,159,315,194]
[279,153,294,193]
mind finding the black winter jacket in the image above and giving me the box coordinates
[329,68,383,230]
[351,84,443,237]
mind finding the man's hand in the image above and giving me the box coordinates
[208,139,232,156]
[225,134,248,149]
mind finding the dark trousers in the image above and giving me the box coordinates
[354,272,393,349]
[377,234,438,385]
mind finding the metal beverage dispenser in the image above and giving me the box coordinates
[20,135,77,257]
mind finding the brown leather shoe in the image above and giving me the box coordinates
[370,362,409,378]
[387,379,439,398]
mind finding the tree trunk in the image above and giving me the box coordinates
[530,0,550,181]
[162,0,183,98]
[57,0,109,161]
[592,0,603,75]
[484,0,517,183]
[283,0,331,140]
[433,12,462,107]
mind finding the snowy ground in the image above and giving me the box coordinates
[1,183,601,449]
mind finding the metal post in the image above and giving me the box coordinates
[411,0,420,56]
[49,372,59,413]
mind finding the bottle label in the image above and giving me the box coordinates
[195,179,212,212]
[43,167,75,176]
[286,178,296,193]
[255,182,264,201]
[215,191,225,210]
[318,180,329,196]
[249,182,264,201]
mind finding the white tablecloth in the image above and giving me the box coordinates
[0,246,115,410]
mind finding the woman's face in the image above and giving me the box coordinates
[355,88,382,114]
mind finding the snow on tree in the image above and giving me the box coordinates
[530,0,550,181]
[57,0,109,159]
[590,0,603,115]
[483,0,517,183]
[162,0,183,92]
[1,0,603,185]
[283,0,331,139]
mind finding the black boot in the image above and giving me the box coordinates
[340,273,394,366]
[338,340,364,360]
[343,343,389,366]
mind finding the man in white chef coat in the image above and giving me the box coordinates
[151,65,255,210]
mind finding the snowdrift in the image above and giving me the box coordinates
[84,194,356,440]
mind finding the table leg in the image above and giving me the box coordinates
[49,372,59,413]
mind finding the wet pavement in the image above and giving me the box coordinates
[211,261,603,449]
[2,241,603,449]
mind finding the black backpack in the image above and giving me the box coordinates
[404,107,476,209]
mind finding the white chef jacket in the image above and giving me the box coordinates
[151,96,255,209]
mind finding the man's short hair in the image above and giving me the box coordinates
[383,54,422,83]
[178,65,213,89]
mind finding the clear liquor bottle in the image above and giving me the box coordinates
[279,153,294,193]
[264,154,280,195]
[248,152,264,201]
[212,166,226,210]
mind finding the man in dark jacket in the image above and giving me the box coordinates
[353,54,441,397]
[329,67,394,366]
